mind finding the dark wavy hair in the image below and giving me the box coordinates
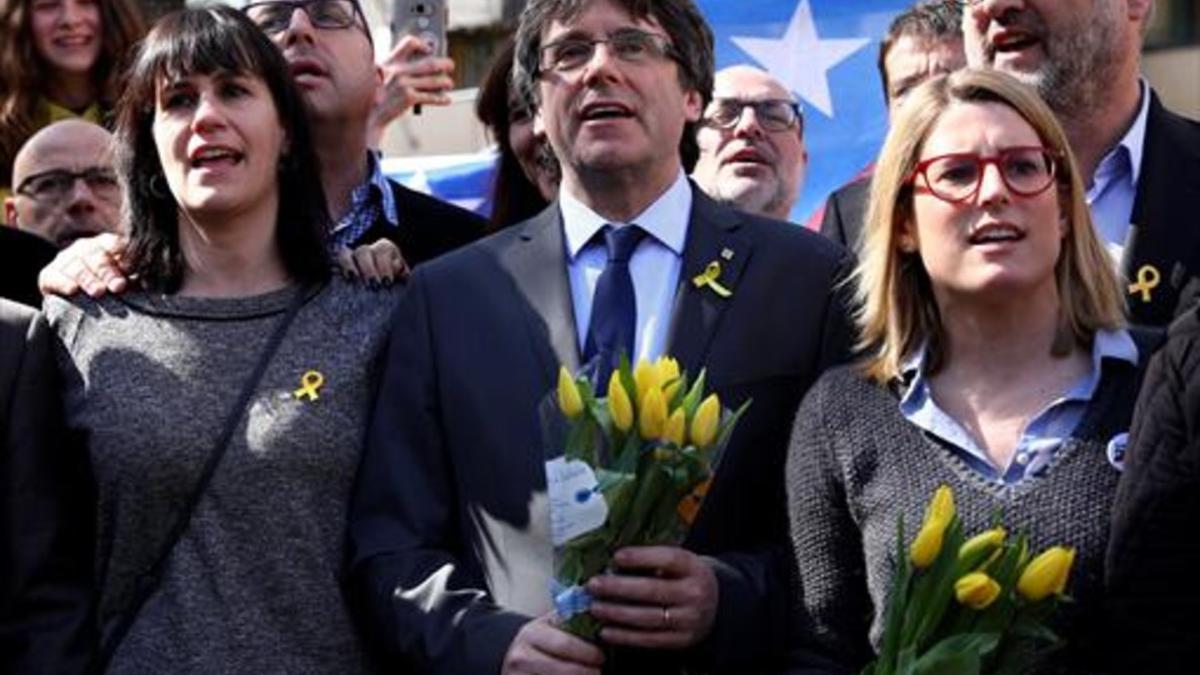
[0,0,146,188]
[115,6,330,292]
[475,39,553,229]
[512,0,714,171]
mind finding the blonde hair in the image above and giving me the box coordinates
[856,68,1124,385]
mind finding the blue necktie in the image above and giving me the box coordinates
[584,224,646,386]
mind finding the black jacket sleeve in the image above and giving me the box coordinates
[0,305,96,674]
[1107,307,1200,672]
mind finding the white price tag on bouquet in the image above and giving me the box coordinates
[546,457,609,546]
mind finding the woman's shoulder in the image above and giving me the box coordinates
[796,362,897,435]
[42,293,132,345]
[807,362,888,406]
[313,276,401,325]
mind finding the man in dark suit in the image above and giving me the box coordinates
[37,0,486,296]
[964,0,1200,325]
[345,0,854,673]
[0,299,94,673]
[817,1,964,250]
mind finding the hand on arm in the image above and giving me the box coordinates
[585,546,718,650]
[37,233,128,298]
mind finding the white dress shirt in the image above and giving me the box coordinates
[560,171,691,363]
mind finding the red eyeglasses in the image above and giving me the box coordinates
[908,146,1059,203]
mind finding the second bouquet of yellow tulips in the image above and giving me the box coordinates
[865,485,1075,675]
[544,356,748,640]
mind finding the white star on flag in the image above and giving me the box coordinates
[731,0,871,118]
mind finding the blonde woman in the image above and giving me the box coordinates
[785,69,1156,674]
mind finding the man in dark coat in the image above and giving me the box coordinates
[964,0,1200,325]
[817,2,964,251]
[0,299,94,673]
[345,1,854,673]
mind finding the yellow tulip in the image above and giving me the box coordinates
[926,485,955,528]
[1017,546,1075,602]
[639,387,667,440]
[662,379,683,404]
[690,394,721,449]
[959,527,1006,562]
[655,357,681,385]
[954,572,1002,610]
[557,366,583,419]
[665,408,687,446]
[909,486,955,569]
[909,521,945,569]
[633,359,662,405]
[608,372,633,432]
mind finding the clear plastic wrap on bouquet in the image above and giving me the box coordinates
[540,355,748,641]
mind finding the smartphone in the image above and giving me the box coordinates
[390,0,448,58]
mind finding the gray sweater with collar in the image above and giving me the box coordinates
[784,351,1149,675]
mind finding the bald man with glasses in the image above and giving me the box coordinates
[692,65,808,221]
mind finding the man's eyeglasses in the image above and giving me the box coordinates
[908,146,1059,203]
[243,0,367,37]
[703,98,803,133]
[15,168,119,201]
[537,29,678,75]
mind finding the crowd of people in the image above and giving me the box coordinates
[1,0,1199,673]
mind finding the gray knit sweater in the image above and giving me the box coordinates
[45,278,398,674]
[785,355,1146,675]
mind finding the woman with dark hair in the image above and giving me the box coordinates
[43,7,393,672]
[0,0,145,216]
[474,38,558,229]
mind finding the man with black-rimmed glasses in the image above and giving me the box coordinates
[346,1,856,673]
[5,119,119,249]
[692,65,808,221]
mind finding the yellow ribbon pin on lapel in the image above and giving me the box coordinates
[692,261,733,298]
[1127,264,1160,303]
[293,370,325,402]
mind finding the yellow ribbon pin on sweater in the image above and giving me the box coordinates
[692,261,733,298]
[293,370,325,401]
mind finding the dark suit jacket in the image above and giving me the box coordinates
[0,300,94,674]
[347,186,854,674]
[817,176,871,254]
[357,180,490,265]
[0,227,56,309]
[1120,92,1200,326]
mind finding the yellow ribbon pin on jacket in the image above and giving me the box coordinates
[1127,264,1160,303]
[692,261,732,298]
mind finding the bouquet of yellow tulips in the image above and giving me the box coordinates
[866,485,1074,675]
[544,356,748,640]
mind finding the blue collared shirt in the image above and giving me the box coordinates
[561,171,690,363]
[1089,80,1149,264]
[327,152,400,252]
[898,329,1138,484]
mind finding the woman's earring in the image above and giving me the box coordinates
[148,174,170,199]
